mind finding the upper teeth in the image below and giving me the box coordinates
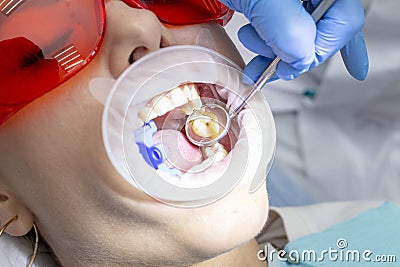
[181,84,202,115]
[169,87,188,107]
[138,105,158,124]
[138,83,202,126]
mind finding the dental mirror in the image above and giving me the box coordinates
[185,103,231,147]
[185,0,336,147]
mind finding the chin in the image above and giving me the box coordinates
[171,183,269,262]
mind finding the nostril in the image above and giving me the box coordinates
[128,51,135,65]
[129,35,171,64]
[129,46,149,64]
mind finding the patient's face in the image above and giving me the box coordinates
[0,1,269,266]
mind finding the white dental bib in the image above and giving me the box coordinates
[101,45,276,207]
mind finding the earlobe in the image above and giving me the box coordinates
[0,190,34,236]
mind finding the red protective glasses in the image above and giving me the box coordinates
[0,0,233,125]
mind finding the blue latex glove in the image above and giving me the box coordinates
[220,0,369,82]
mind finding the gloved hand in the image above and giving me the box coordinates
[220,0,369,82]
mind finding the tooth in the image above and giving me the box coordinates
[202,143,228,162]
[139,106,157,122]
[181,84,202,115]
[182,103,199,115]
[181,102,198,115]
[190,110,220,138]
[188,84,201,102]
[169,87,188,107]
[189,83,200,98]
[189,85,202,105]
[151,94,175,116]
[182,84,201,102]
[138,83,202,123]
[182,84,193,99]
[137,118,144,128]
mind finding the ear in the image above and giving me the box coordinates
[0,188,34,236]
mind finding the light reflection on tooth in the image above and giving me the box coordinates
[190,84,200,99]
[169,88,188,107]
[182,84,193,99]
[151,95,175,116]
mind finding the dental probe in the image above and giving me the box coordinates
[185,0,337,147]
[230,0,336,117]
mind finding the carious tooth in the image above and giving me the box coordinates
[182,100,201,115]
[190,111,220,138]
[139,106,158,122]
[202,143,228,163]
[169,87,188,107]
[151,94,175,116]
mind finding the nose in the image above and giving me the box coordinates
[102,1,176,78]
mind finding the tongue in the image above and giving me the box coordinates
[153,129,202,172]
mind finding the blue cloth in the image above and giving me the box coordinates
[274,202,400,266]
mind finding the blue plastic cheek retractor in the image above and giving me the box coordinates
[134,120,182,177]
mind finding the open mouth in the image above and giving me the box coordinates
[100,45,275,205]
[135,82,238,187]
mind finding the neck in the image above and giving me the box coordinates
[190,239,267,267]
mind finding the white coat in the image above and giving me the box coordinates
[226,0,400,204]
